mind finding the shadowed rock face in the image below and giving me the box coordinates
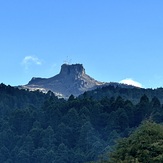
[22,64,105,98]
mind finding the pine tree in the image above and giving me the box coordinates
[109,121,163,163]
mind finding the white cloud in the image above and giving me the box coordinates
[119,78,142,88]
[22,56,42,69]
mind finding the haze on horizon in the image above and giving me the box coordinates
[0,1,163,89]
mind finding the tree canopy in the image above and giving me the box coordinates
[0,84,163,162]
[92,121,163,163]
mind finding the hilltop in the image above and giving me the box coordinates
[21,64,105,98]
[21,63,135,98]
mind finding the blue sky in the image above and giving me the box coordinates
[0,0,163,88]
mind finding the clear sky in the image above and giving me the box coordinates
[0,0,163,88]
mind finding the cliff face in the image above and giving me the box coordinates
[22,64,105,98]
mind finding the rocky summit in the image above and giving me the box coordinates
[21,64,106,98]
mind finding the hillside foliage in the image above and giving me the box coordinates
[0,83,163,162]
[91,121,163,163]
[109,121,163,163]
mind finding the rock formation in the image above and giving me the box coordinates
[21,64,105,98]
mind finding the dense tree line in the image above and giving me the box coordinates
[81,85,163,103]
[0,83,163,162]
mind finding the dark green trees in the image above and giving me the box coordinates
[109,121,163,163]
[1,84,163,162]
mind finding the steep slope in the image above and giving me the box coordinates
[22,64,105,98]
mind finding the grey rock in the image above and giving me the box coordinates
[21,64,106,98]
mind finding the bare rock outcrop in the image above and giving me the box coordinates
[22,64,105,98]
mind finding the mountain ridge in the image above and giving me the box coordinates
[21,63,107,98]
[20,63,138,98]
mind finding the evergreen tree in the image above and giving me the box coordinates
[43,150,56,163]
[20,135,34,155]
[55,143,69,163]
[0,146,11,162]
[16,150,30,163]
[41,126,57,150]
[31,148,47,163]
[108,121,163,163]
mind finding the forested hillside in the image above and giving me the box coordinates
[81,85,163,103]
[90,121,163,163]
[0,83,163,162]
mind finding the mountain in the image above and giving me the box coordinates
[21,63,137,98]
[21,64,106,98]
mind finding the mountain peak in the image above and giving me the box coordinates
[22,63,105,98]
[20,63,135,98]
[59,64,85,77]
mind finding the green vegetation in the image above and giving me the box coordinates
[81,85,163,103]
[0,83,163,162]
[91,121,163,163]
[109,121,163,163]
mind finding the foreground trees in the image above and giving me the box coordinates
[92,121,163,163]
[1,84,163,162]
[109,121,163,163]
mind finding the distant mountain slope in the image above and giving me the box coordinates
[79,85,163,103]
[21,64,106,98]
[21,63,136,98]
